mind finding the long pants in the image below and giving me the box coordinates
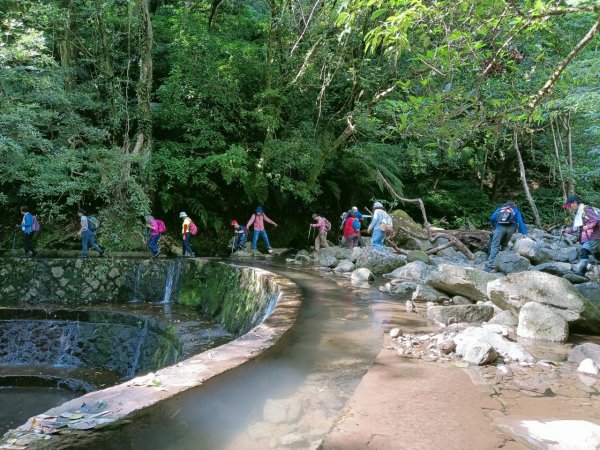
[182,232,194,256]
[315,231,329,251]
[488,225,516,264]
[344,234,358,249]
[371,228,385,250]
[577,240,600,272]
[23,232,35,255]
[147,234,161,256]
[82,230,102,256]
[233,234,246,251]
[252,230,271,250]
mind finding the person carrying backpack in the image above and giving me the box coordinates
[16,206,37,257]
[246,206,278,254]
[562,195,600,276]
[367,201,393,250]
[485,202,528,271]
[351,207,366,247]
[145,215,166,258]
[310,213,331,251]
[179,212,196,258]
[342,210,359,249]
[230,220,247,252]
[77,208,104,258]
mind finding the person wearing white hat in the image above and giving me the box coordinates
[367,201,391,250]
[179,211,196,257]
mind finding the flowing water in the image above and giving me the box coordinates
[80,264,383,450]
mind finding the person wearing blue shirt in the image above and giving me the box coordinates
[16,206,36,257]
[486,202,528,271]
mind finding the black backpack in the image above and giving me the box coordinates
[497,207,515,225]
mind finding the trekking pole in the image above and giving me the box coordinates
[12,230,17,256]
[230,236,235,255]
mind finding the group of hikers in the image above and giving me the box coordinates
[13,195,600,278]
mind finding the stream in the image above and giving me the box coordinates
[80,263,383,450]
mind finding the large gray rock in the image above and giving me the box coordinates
[517,302,569,342]
[384,260,435,281]
[392,282,419,298]
[532,261,572,277]
[488,310,518,327]
[350,247,362,262]
[549,246,579,263]
[333,259,355,273]
[355,247,406,275]
[411,285,449,303]
[494,251,531,274]
[463,343,497,366]
[427,304,494,325]
[454,327,534,362]
[487,271,600,333]
[426,264,498,302]
[406,250,431,264]
[568,343,600,365]
[576,282,600,309]
[351,268,374,282]
[513,238,550,264]
[316,246,352,261]
[319,255,337,268]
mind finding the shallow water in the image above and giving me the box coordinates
[79,264,382,450]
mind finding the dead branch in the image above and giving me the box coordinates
[375,170,431,228]
[426,241,455,255]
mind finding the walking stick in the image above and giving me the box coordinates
[12,230,17,256]
[308,224,312,241]
[230,236,235,255]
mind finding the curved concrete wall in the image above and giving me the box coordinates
[0,259,301,449]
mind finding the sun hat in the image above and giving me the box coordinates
[562,195,582,208]
[373,201,383,209]
[179,211,187,218]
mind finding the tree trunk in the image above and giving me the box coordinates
[550,116,567,200]
[513,129,541,227]
[136,0,153,161]
[59,0,76,90]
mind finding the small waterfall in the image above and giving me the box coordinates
[130,262,144,303]
[128,318,148,379]
[162,259,183,304]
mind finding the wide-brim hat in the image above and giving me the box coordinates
[373,201,383,209]
[179,211,188,218]
[562,195,582,209]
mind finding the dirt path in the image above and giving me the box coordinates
[320,347,517,450]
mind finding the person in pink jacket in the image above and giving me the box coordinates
[246,206,278,253]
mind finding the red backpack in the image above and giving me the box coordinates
[155,219,167,234]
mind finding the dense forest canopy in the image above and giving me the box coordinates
[1,0,599,253]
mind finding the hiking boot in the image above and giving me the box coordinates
[79,254,88,259]
[573,267,587,277]
[484,263,495,273]
[152,251,161,258]
[98,249,105,257]
[267,248,274,254]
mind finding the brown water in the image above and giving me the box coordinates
[78,264,383,450]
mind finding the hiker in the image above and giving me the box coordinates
[562,195,600,276]
[246,206,278,253]
[16,206,37,257]
[351,207,365,247]
[231,220,247,252]
[145,215,163,258]
[77,208,104,258]
[367,201,393,250]
[179,212,196,258]
[310,214,331,251]
[342,210,360,249]
[485,202,528,271]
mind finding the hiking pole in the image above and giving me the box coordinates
[12,230,17,256]
[230,236,235,255]
[308,224,312,241]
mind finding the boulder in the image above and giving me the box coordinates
[488,310,518,327]
[350,247,362,262]
[575,282,600,309]
[549,246,579,263]
[487,271,600,333]
[295,254,312,264]
[333,259,355,273]
[355,247,406,275]
[389,209,424,250]
[532,261,572,277]
[463,343,497,365]
[427,304,494,325]
[513,238,550,264]
[494,251,531,274]
[316,246,352,261]
[406,250,431,265]
[351,268,374,282]
[451,295,473,305]
[453,326,534,362]
[562,272,589,285]
[568,343,600,365]
[391,282,419,298]
[384,260,435,281]
[231,250,252,258]
[411,285,449,303]
[578,359,600,377]
[517,302,569,342]
[426,264,498,302]
[319,255,337,268]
